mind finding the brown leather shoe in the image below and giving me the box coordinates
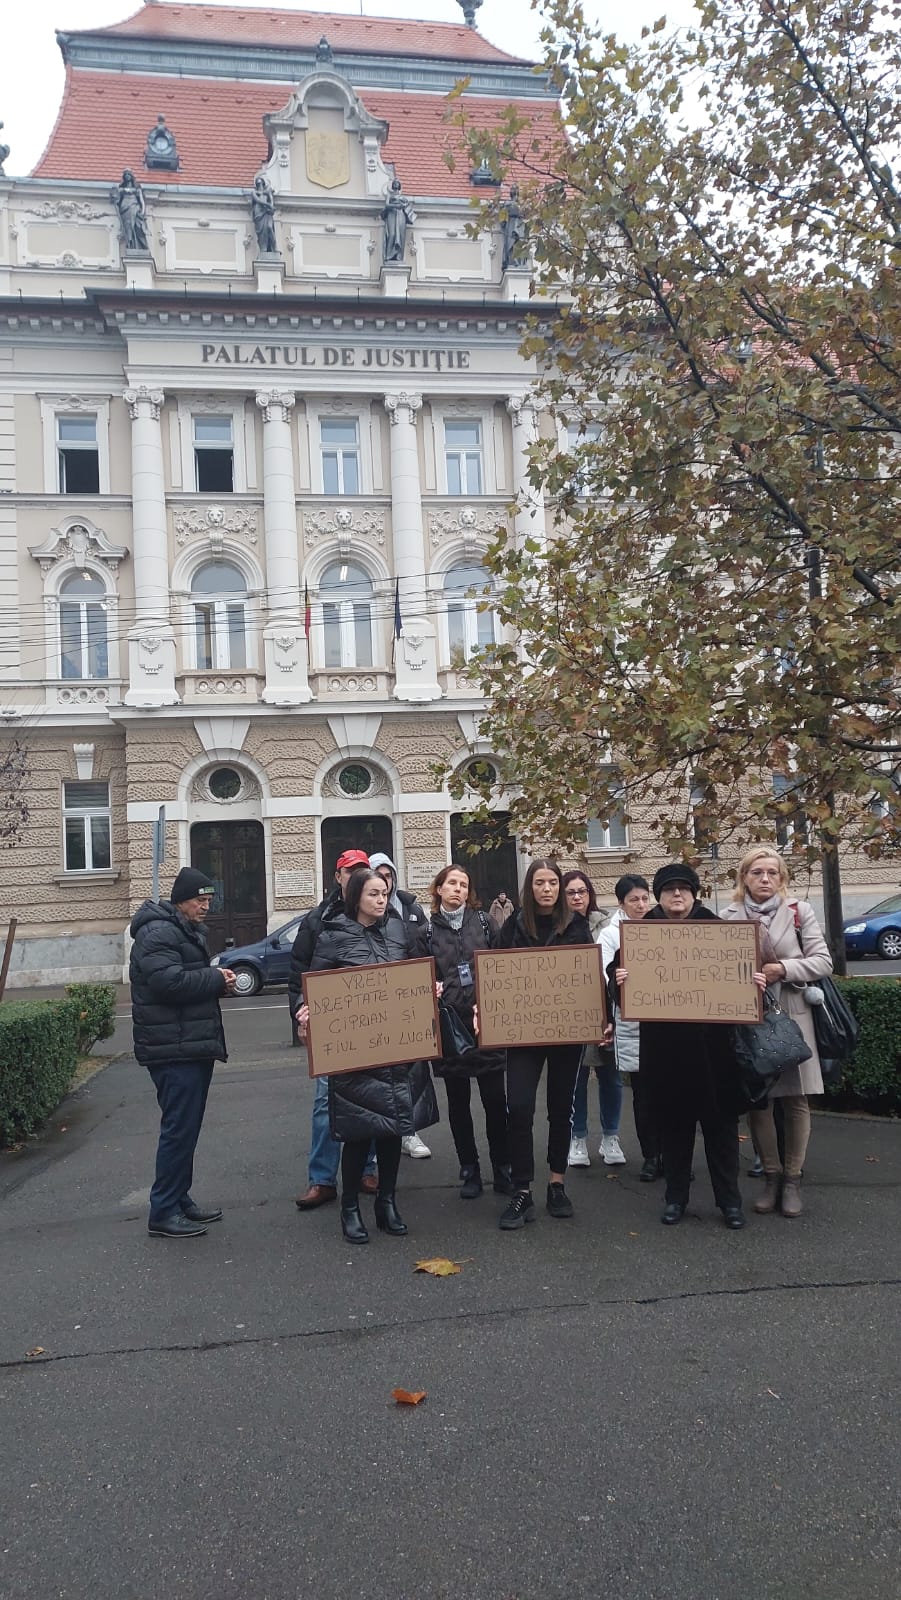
[781,1177,802,1218]
[754,1174,782,1214]
[359,1173,378,1195]
[295,1184,338,1210]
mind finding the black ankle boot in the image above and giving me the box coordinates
[460,1165,483,1199]
[341,1201,369,1244]
[374,1193,407,1235]
[492,1164,515,1196]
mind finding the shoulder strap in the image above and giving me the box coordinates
[478,910,492,941]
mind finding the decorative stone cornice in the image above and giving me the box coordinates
[29,516,128,574]
[303,505,385,551]
[174,503,258,549]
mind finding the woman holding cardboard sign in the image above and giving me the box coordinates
[722,848,832,1218]
[296,868,438,1245]
[617,863,763,1231]
[412,864,512,1202]
[493,859,597,1230]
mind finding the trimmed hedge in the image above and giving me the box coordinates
[65,982,116,1054]
[0,982,117,1146]
[824,977,901,1114]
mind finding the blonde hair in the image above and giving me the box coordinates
[732,847,791,901]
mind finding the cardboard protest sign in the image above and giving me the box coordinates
[474,945,607,1049]
[302,957,439,1077]
[618,920,762,1023]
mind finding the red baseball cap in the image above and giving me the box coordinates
[336,849,370,870]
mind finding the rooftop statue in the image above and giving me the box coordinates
[250,175,278,255]
[0,123,9,176]
[111,170,149,252]
[381,178,415,265]
[502,184,528,271]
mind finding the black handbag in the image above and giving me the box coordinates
[792,921,860,1082]
[732,992,812,1109]
[438,998,477,1059]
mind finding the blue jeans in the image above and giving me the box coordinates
[571,1053,622,1139]
[147,1059,215,1222]
[307,1075,375,1186]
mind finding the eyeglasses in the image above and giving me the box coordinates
[565,887,588,897]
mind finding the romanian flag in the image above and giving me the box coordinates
[303,581,311,641]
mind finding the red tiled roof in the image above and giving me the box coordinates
[74,2,531,65]
[33,69,561,194]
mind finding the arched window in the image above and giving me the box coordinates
[319,560,374,668]
[191,561,247,671]
[59,571,109,680]
[444,561,496,661]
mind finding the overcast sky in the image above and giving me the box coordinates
[1,0,699,177]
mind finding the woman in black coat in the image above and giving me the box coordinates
[296,868,438,1244]
[494,859,593,1230]
[412,863,511,1201]
[617,863,761,1231]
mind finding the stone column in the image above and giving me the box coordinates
[383,390,441,702]
[255,389,311,705]
[507,394,546,551]
[123,386,179,706]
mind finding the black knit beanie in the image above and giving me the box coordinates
[170,866,216,903]
[652,863,701,900]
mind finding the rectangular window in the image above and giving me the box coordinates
[445,420,483,496]
[193,601,246,671]
[773,772,809,848]
[566,421,601,496]
[193,415,234,493]
[587,777,628,850]
[63,780,111,872]
[321,419,360,496]
[57,415,100,494]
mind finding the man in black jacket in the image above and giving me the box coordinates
[291,848,373,1209]
[130,867,236,1238]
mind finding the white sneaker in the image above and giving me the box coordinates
[601,1135,626,1165]
[568,1136,590,1168]
[402,1134,431,1159]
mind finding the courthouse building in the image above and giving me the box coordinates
[0,0,567,981]
[0,3,892,982]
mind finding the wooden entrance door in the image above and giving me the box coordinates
[450,812,518,912]
[190,820,266,957]
[319,816,394,896]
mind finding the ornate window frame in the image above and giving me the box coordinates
[303,544,390,672]
[171,542,264,674]
[39,395,111,495]
[30,517,125,683]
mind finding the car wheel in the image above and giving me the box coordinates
[876,928,901,961]
[230,963,261,996]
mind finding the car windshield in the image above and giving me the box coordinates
[859,893,901,918]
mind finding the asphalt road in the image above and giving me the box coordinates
[1,994,899,1600]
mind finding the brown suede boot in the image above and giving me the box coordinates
[781,1177,803,1218]
[754,1173,782,1214]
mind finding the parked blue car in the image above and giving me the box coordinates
[843,892,901,960]
[209,913,308,995]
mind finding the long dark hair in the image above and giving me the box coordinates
[429,863,481,914]
[344,867,385,921]
[520,859,568,940]
[562,869,598,913]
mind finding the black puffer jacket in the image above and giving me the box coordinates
[309,912,439,1143]
[129,900,227,1067]
[411,906,504,1079]
[287,885,342,1016]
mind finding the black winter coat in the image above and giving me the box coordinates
[129,900,227,1067]
[309,912,439,1143]
[638,902,740,1113]
[495,907,593,950]
[287,886,342,1015]
[412,907,504,1079]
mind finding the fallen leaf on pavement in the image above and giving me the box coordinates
[865,1155,880,1164]
[414,1257,464,1276]
[25,1347,46,1359]
[765,1388,781,1399]
[392,1388,426,1406]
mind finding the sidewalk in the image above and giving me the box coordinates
[1,1021,898,1600]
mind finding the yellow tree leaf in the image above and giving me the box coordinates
[414,1257,463,1277]
[392,1388,427,1406]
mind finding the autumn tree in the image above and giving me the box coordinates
[0,737,29,847]
[450,0,901,968]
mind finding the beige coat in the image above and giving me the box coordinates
[721,898,833,1096]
